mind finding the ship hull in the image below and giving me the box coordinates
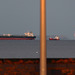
[49,38,60,40]
[0,36,36,40]
[0,38,35,40]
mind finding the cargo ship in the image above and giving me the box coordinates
[0,32,36,40]
[49,36,60,40]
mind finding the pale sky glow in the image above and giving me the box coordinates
[0,0,75,39]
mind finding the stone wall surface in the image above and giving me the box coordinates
[0,58,75,75]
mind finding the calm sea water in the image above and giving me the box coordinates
[0,40,75,58]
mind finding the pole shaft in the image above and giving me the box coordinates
[40,0,47,75]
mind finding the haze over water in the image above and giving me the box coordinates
[0,0,75,40]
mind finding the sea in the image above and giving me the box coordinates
[0,39,75,58]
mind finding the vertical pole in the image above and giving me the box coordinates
[40,0,47,75]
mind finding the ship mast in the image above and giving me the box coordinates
[40,0,47,75]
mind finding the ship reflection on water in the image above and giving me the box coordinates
[0,58,75,75]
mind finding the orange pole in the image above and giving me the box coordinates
[40,0,47,75]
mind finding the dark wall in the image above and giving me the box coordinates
[0,58,75,75]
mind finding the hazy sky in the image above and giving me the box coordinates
[0,0,75,39]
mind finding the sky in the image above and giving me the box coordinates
[0,0,75,40]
